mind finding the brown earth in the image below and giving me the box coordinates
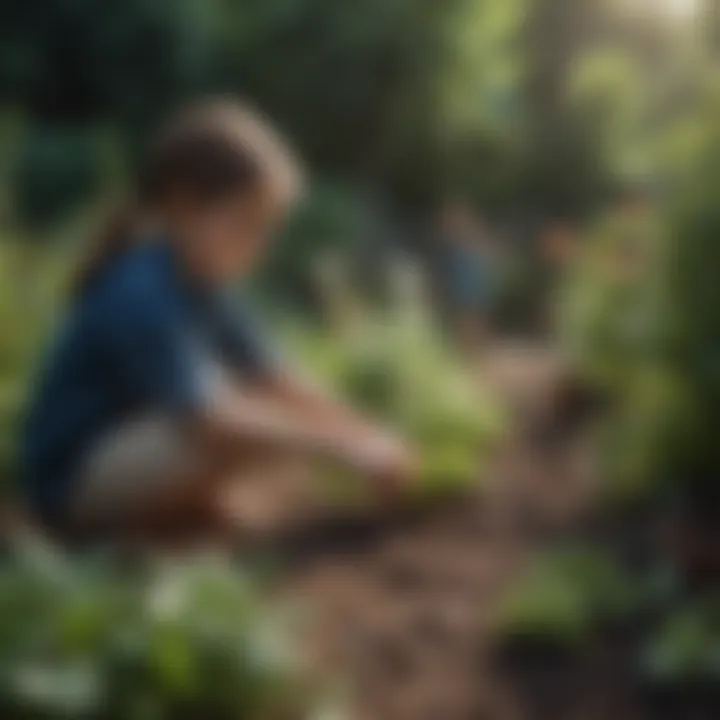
[260,343,644,720]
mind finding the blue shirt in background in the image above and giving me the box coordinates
[442,242,491,309]
[21,240,274,526]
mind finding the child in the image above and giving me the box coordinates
[21,99,415,542]
[438,201,494,353]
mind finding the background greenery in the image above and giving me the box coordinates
[0,0,719,715]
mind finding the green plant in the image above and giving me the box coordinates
[641,600,720,684]
[593,96,720,503]
[288,263,507,502]
[499,547,641,646]
[0,241,75,483]
[557,207,664,397]
[0,539,320,720]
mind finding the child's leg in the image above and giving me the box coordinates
[68,415,290,546]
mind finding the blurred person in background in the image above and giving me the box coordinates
[546,188,658,442]
[538,217,579,331]
[540,219,577,272]
[20,99,416,544]
[603,185,656,284]
[535,217,595,442]
[438,201,496,355]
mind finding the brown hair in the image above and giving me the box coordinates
[74,98,301,295]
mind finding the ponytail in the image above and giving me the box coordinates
[72,203,139,297]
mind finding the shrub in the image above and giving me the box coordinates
[0,539,320,720]
[287,261,507,503]
[498,547,641,647]
[0,241,73,484]
[641,599,720,685]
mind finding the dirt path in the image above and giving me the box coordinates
[267,343,601,720]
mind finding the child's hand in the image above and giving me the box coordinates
[346,431,418,503]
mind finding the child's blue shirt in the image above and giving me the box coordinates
[21,240,273,527]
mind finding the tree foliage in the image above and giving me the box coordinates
[0,0,632,227]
